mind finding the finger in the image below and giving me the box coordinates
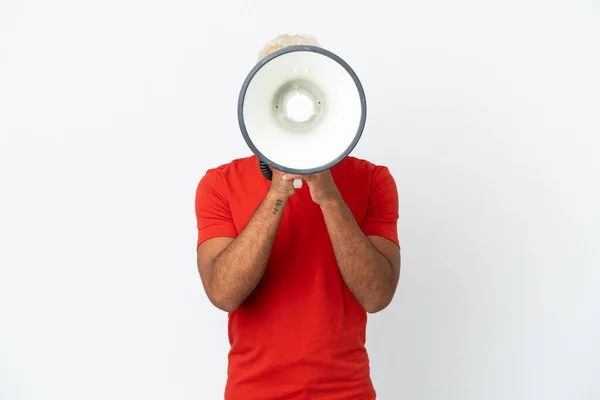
[281,174,307,181]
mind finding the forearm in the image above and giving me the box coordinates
[320,198,395,313]
[208,191,287,311]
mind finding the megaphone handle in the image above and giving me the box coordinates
[259,160,273,181]
[259,160,302,188]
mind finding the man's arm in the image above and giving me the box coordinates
[282,167,400,313]
[196,169,294,313]
[320,199,400,313]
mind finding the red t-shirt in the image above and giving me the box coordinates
[195,155,399,400]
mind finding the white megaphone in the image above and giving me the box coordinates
[238,45,366,189]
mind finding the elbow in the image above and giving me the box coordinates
[364,287,395,314]
[364,297,392,314]
[206,287,242,313]
[209,296,241,313]
[365,262,399,313]
[213,300,240,313]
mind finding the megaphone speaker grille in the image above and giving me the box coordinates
[273,79,324,132]
[238,45,366,175]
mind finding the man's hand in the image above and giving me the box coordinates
[269,168,300,200]
[281,170,342,206]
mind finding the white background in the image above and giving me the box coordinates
[1,0,599,399]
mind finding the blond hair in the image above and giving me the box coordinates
[257,34,321,61]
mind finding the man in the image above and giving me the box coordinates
[195,34,401,400]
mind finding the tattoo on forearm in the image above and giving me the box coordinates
[272,199,283,215]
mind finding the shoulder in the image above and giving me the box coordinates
[196,155,266,207]
[198,155,257,186]
[332,156,397,214]
[202,155,257,178]
[335,156,395,186]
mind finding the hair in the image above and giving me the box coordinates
[257,34,321,61]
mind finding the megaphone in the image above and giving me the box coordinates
[238,45,366,188]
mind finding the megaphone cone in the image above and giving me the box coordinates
[238,45,366,188]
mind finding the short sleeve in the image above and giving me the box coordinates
[360,166,400,247]
[195,170,238,249]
